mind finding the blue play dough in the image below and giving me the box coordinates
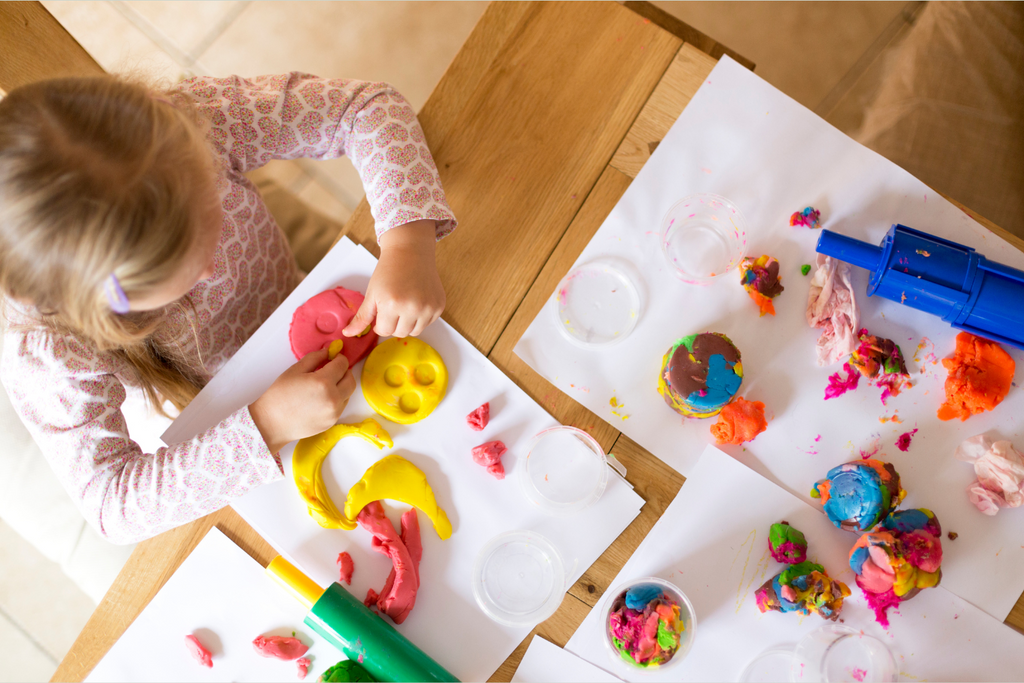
[772,576,800,613]
[624,584,663,610]
[849,546,870,575]
[685,354,741,411]
[883,508,928,532]
[819,465,883,531]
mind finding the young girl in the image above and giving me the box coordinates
[0,73,457,544]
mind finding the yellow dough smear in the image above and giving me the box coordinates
[343,454,452,539]
[291,418,393,529]
[361,338,448,424]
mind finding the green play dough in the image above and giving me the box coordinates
[319,660,376,682]
[656,619,678,651]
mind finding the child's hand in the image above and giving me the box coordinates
[249,350,356,453]
[342,220,444,338]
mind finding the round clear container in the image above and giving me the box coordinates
[601,576,696,676]
[740,648,800,682]
[553,261,641,347]
[472,530,566,627]
[519,426,609,515]
[791,624,898,682]
[661,193,747,285]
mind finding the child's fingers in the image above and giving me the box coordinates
[392,314,415,339]
[317,352,351,382]
[410,316,430,337]
[343,296,377,337]
[295,348,329,373]
[374,310,399,338]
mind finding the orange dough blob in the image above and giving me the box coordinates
[937,332,1015,421]
[747,290,776,317]
[710,397,768,445]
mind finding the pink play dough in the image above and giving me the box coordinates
[289,288,379,366]
[357,501,422,624]
[337,551,354,585]
[296,657,311,679]
[472,440,507,480]
[252,635,310,661]
[184,634,213,668]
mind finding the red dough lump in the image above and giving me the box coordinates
[289,287,379,366]
[937,332,1015,421]
[184,634,213,668]
[467,402,490,431]
[337,552,354,585]
[710,398,768,445]
[357,502,423,625]
[296,657,311,679]
[252,635,310,661]
[472,441,508,479]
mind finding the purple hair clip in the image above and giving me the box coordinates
[103,273,130,314]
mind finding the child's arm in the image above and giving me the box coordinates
[179,73,457,336]
[0,330,335,545]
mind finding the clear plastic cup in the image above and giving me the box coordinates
[791,624,898,682]
[553,261,641,347]
[602,576,696,676]
[519,426,609,515]
[661,193,747,285]
[472,530,567,628]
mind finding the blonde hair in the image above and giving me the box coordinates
[0,75,217,415]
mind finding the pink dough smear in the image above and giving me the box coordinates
[357,501,422,624]
[184,634,213,668]
[337,552,354,585]
[824,363,860,400]
[896,429,918,452]
[252,635,309,661]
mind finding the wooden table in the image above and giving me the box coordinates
[1,2,1020,681]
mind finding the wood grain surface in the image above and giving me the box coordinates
[1,1,1015,681]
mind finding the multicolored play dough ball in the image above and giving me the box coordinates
[289,287,379,366]
[361,337,448,424]
[657,333,743,418]
[768,521,808,564]
[849,508,943,628]
[606,581,687,669]
[754,561,850,621]
[810,459,906,532]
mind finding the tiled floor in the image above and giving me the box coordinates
[5,2,919,680]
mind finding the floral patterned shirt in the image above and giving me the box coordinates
[0,73,456,544]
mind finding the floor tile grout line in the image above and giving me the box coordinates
[188,0,253,66]
[813,0,926,117]
[105,0,198,76]
[0,602,59,666]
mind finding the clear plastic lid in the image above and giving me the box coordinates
[472,530,566,628]
[661,193,747,285]
[519,426,609,514]
[553,261,640,347]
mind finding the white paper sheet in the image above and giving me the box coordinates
[86,528,338,682]
[565,446,1024,682]
[164,237,644,681]
[515,56,1024,621]
[512,636,623,683]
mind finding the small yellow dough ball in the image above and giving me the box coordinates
[327,339,345,360]
[361,337,448,424]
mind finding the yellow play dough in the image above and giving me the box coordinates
[361,337,448,424]
[327,339,344,360]
[292,419,393,529]
[343,454,452,540]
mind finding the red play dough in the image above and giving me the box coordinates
[336,551,354,585]
[296,657,311,679]
[252,635,310,661]
[357,502,422,624]
[466,402,490,431]
[472,441,507,479]
[184,634,213,668]
[289,287,379,366]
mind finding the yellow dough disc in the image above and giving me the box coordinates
[291,418,393,530]
[361,337,448,424]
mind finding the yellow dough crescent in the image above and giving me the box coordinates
[291,419,393,529]
[343,454,452,540]
[361,337,448,424]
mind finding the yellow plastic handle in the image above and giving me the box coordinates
[266,555,325,611]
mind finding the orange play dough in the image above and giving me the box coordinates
[937,332,1015,421]
[710,397,768,445]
